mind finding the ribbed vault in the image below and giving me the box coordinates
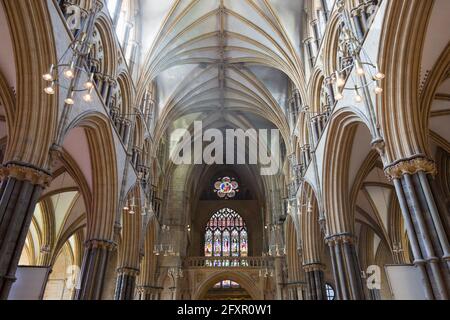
[137,0,305,150]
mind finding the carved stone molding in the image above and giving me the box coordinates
[371,138,386,157]
[303,263,325,272]
[0,163,52,187]
[325,233,355,246]
[117,267,140,277]
[384,157,437,180]
[85,239,117,251]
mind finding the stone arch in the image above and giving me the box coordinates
[66,112,118,241]
[299,181,324,266]
[308,68,326,114]
[138,216,159,300]
[378,0,435,163]
[92,14,118,78]
[115,72,134,118]
[0,71,14,148]
[2,0,58,169]
[285,216,303,286]
[193,271,263,300]
[322,107,373,236]
[118,184,143,272]
[322,11,345,77]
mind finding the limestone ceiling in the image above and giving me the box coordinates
[138,0,304,136]
[420,0,450,89]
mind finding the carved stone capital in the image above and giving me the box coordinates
[0,163,52,187]
[326,233,355,246]
[85,239,117,251]
[371,138,385,157]
[385,157,437,180]
[303,37,314,45]
[303,263,325,272]
[117,267,140,277]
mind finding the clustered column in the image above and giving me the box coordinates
[303,263,326,300]
[75,239,116,300]
[327,234,365,300]
[0,164,51,299]
[274,256,286,300]
[303,37,316,69]
[136,286,162,300]
[387,157,450,300]
[115,267,140,300]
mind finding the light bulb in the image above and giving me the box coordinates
[129,209,135,214]
[83,88,93,102]
[374,86,383,94]
[83,93,92,102]
[64,68,75,80]
[337,77,346,87]
[65,96,75,105]
[357,67,365,76]
[374,71,385,80]
[42,64,54,81]
[85,81,94,90]
[44,83,55,95]
[355,60,365,76]
[85,73,95,89]
[354,94,363,103]
[335,92,344,100]
[64,61,75,80]
[42,73,53,82]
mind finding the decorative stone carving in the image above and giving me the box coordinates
[384,157,437,180]
[325,233,355,246]
[303,263,325,272]
[117,267,140,277]
[0,163,52,187]
[85,239,117,251]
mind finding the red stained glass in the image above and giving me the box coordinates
[204,208,248,263]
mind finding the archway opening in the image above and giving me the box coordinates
[203,280,252,301]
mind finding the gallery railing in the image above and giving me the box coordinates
[184,256,274,269]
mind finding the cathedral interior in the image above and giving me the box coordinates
[0,0,449,301]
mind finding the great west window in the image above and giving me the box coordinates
[204,208,248,266]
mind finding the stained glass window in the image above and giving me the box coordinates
[204,230,213,256]
[213,280,241,289]
[214,177,239,199]
[204,208,248,265]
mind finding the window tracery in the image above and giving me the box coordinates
[204,208,248,266]
[214,177,239,200]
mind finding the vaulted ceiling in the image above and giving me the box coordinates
[137,0,305,147]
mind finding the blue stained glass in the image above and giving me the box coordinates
[205,230,213,257]
[222,230,230,257]
[240,230,248,257]
[214,230,222,257]
[204,208,248,261]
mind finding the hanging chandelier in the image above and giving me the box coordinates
[332,2,385,103]
[267,224,286,257]
[153,225,178,257]
[123,196,150,216]
[42,3,101,105]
